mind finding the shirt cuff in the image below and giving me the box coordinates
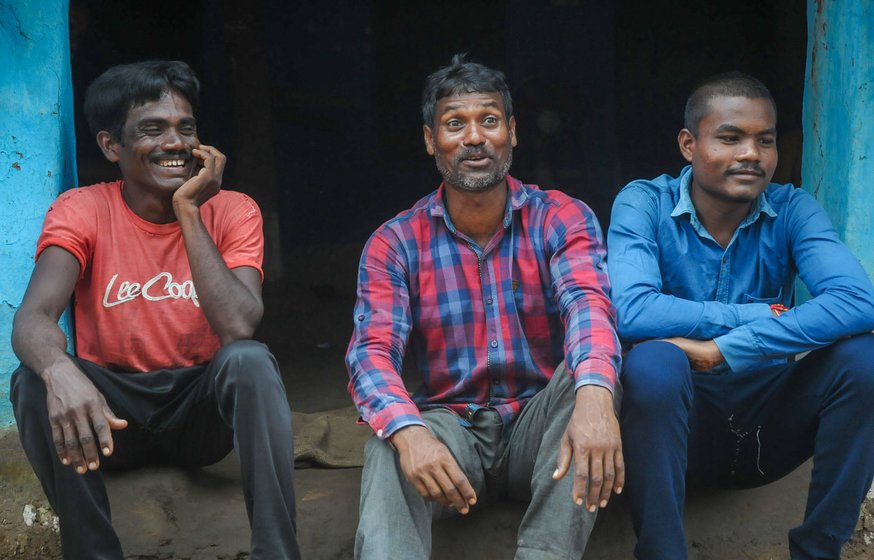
[736,303,774,326]
[571,356,617,395]
[714,327,762,373]
[364,401,426,440]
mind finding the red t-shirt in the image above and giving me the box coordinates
[36,181,264,372]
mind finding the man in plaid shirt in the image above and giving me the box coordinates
[346,54,623,559]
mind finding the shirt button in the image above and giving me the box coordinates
[376,429,383,438]
[357,314,365,321]
[490,340,498,348]
[722,256,727,263]
[486,296,493,305]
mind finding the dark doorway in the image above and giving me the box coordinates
[69,0,807,407]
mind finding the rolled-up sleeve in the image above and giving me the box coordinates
[345,229,425,439]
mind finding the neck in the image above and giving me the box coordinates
[690,186,754,249]
[444,179,508,248]
[121,181,177,224]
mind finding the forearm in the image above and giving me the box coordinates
[563,298,621,392]
[12,309,76,382]
[716,290,874,371]
[347,350,423,438]
[175,203,263,342]
[613,279,773,342]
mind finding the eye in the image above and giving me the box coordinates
[179,125,197,135]
[718,135,739,143]
[140,126,162,136]
[446,119,463,130]
[758,137,775,146]
[482,116,499,126]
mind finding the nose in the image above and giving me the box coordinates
[736,139,761,162]
[462,123,483,147]
[160,128,187,151]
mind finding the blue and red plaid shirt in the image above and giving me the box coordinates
[346,176,621,439]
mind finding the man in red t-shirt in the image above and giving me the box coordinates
[10,61,300,560]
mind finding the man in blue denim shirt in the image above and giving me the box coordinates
[608,72,874,560]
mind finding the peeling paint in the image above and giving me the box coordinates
[1,0,77,425]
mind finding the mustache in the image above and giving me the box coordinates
[454,146,494,163]
[726,164,765,176]
[151,150,192,160]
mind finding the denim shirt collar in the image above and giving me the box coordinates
[670,165,777,236]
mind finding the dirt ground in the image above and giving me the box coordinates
[3,411,873,559]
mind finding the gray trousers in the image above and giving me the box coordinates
[11,340,300,560]
[356,362,603,560]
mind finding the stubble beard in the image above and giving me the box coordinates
[435,150,513,193]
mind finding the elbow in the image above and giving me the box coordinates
[614,301,654,343]
[218,315,260,345]
[616,317,646,343]
[219,330,254,346]
[857,298,874,332]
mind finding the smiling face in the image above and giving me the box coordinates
[97,88,199,200]
[423,91,516,193]
[679,95,778,208]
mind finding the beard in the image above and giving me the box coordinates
[435,147,513,192]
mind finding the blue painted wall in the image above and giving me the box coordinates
[0,0,76,426]
[802,0,874,280]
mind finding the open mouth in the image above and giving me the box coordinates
[157,159,187,168]
[460,153,491,168]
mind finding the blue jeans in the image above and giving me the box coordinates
[620,334,874,560]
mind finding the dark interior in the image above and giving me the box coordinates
[68,0,808,408]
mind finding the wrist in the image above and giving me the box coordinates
[389,424,428,451]
[172,197,201,220]
[574,384,613,406]
[37,353,78,388]
[770,303,789,317]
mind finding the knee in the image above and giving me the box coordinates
[826,333,874,391]
[212,341,284,394]
[10,366,47,416]
[827,333,874,370]
[364,435,393,463]
[621,341,692,409]
[362,435,402,482]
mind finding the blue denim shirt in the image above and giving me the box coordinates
[607,165,874,373]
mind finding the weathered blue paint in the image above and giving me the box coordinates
[0,0,77,426]
[802,0,874,281]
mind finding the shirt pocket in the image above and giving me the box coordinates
[743,287,783,305]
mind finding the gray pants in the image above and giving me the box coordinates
[11,340,300,560]
[356,363,603,560]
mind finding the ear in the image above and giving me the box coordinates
[423,125,435,156]
[509,115,517,147]
[96,131,121,163]
[677,128,696,163]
